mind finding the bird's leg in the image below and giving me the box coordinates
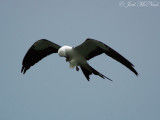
[76,66,79,71]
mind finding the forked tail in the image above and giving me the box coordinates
[80,64,113,81]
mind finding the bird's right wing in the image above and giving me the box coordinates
[75,38,138,76]
[21,39,61,74]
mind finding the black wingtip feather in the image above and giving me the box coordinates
[21,66,24,74]
[21,66,28,74]
[105,47,138,76]
[130,65,138,76]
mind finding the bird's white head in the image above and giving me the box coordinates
[58,46,72,57]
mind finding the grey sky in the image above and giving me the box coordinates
[0,0,160,120]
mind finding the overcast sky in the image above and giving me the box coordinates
[0,0,160,120]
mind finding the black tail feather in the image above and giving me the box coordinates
[80,66,92,81]
[80,65,112,81]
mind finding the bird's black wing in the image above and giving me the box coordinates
[75,38,138,76]
[21,39,61,74]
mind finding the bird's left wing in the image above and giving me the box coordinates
[75,38,138,76]
[21,39,61,74]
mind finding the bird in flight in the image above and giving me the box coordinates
[21,38,138,81]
